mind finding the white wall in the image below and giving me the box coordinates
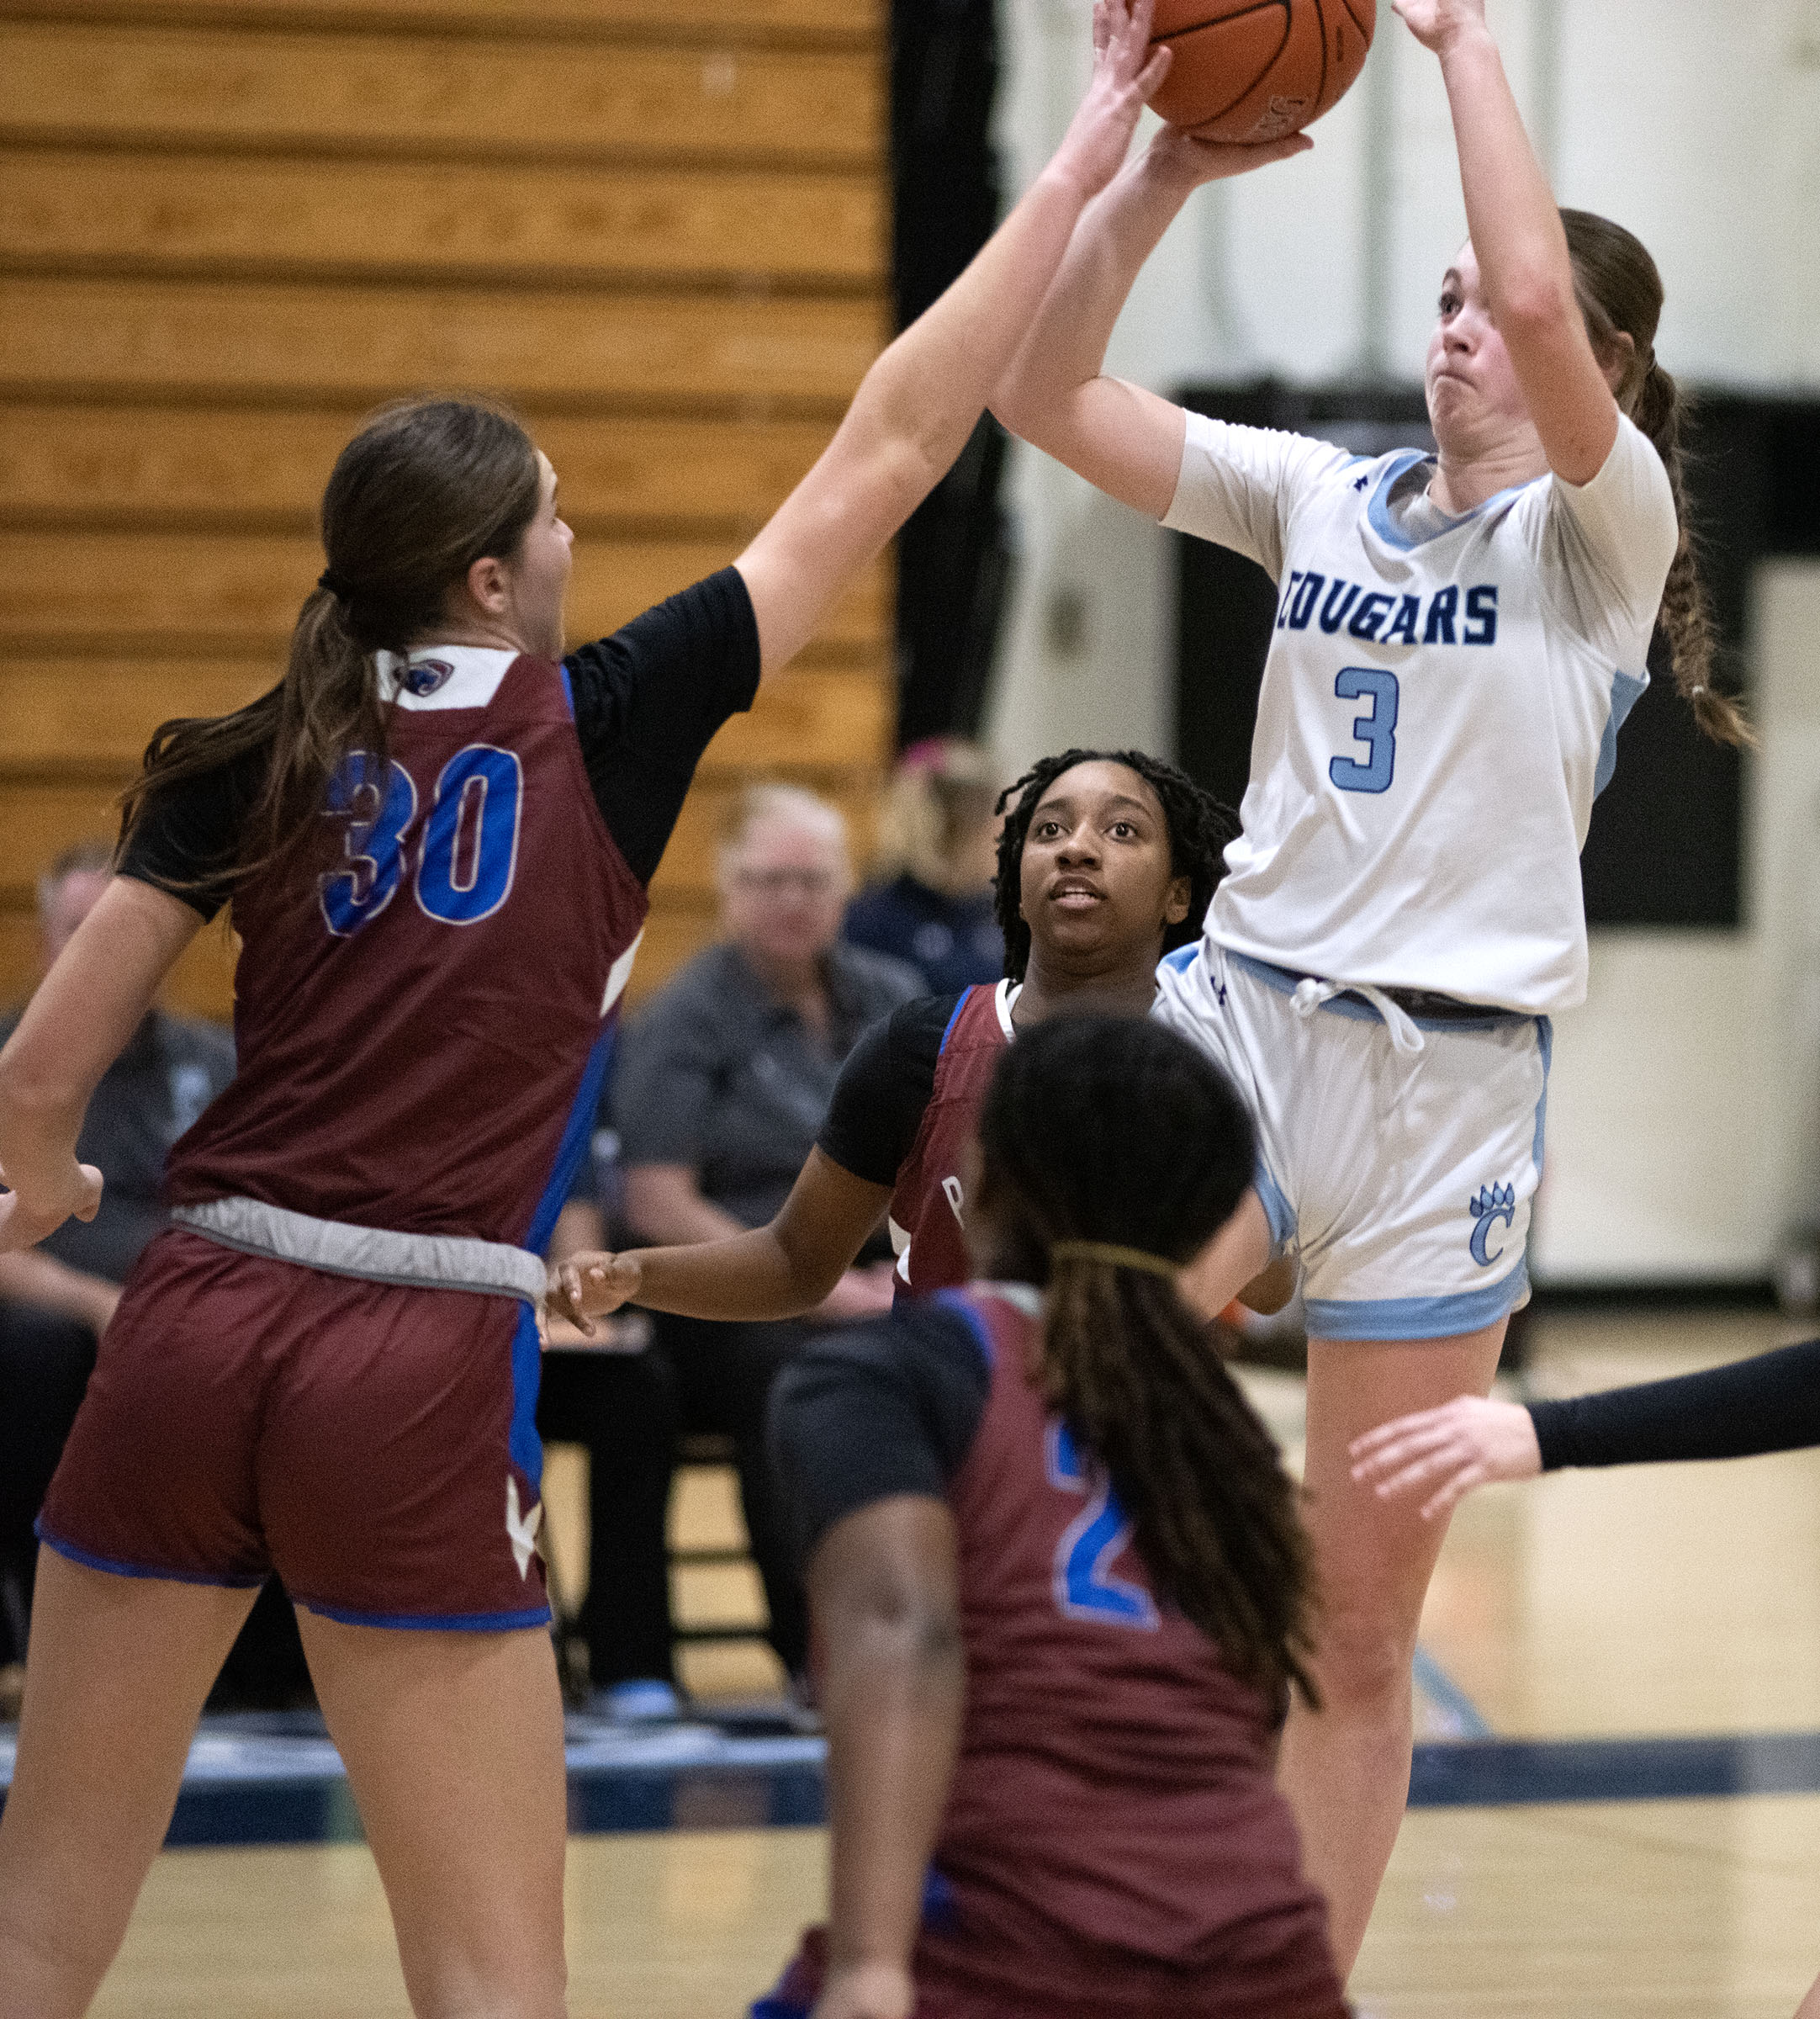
[987,1,1820,1277]
[1536,563,1820,1282]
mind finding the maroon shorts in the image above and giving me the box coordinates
[39,1228,550,1630]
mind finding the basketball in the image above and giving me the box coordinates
[1146,0,1375,141]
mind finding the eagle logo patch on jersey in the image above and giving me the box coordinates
[1468,1183,1518,1267]
[404,656,455,697]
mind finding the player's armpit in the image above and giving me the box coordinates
[1236,1253,1297,1316]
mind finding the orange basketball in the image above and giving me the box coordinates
[1146,0,1375,142]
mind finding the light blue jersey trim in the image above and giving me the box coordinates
[1253,1162,1295,1248]
[298,1597,553,1632]
[1161,941,1199,975]
[1305,1263,1528,1342]
[1366,453,1538,554]
[35,1521,266,1590]
[1594,669,1648,798]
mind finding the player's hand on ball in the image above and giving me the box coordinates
[1348,1394,1542,1522]
[813,1961,914,2019]
[1148,122,1312,188]
[546,1250,642,1338]
[0,1159,104,1253]
[1391,0,1488,56]
[1050,0,1174,199]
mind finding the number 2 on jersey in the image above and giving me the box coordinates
[1046,1421,1159,1630]
[320,745,522,937]
[1329,667,1399,794]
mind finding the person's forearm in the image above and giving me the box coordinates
[626,1226,839,1322]
[1529,1339,1820,1473]
[1436,19,1573,329]
[823,1611,966,1979]
[994,146,1197,444]
[0,1250,114,1328]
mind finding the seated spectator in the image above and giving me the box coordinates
[0,842,236,1698]
[539,784,918,1716]
[842,738,1002,993]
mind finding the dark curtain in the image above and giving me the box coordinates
[891,0,1010,747]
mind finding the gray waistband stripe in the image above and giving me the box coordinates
[171,1197,547,1307]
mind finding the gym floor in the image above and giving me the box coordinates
[20,1306,1820,2017]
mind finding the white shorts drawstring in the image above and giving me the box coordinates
[1291,974,1426,1056]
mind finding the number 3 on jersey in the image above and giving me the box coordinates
[320,745,523,937]
[1330,667,1399,794]
[1046,1421,1159,1630]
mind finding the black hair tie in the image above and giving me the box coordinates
[318,568,355,599]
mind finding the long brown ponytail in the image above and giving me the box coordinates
[1560,209,1751,749]
[976,1013,1319,1713]
[118,397,543,887]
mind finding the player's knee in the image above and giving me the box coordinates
[1304,1603,1416,1714]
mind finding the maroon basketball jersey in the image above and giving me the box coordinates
[887,982,1013,1296]
[164,647,645,1249]
[916,1286,1344,2017]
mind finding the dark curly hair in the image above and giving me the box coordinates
[992,748,1236,983]
[977,1013,1318,1713]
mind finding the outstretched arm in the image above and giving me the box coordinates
[809,1495,966,2019]
[1395,0,1617,483]
[549,1147,891,1331]
[992,125,1309,517]
[734,0,1169,677]
[0,877,202,1250]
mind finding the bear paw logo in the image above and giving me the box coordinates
[1468,1183,1517,1268]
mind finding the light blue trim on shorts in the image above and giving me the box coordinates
[1532,1015,1553,1174]
[297,1597,553,1632]
[1305,1261,1529,1342]
[34,1520,267,1590]
[1252,1161,1296,1248]
[1230,951,1530,1031]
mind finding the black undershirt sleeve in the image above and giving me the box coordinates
[814,990,960,1189]
[768,1300,992,1559]
[116,745,269,921]
[565,565,762,884]
[1528,1338,1820,1471]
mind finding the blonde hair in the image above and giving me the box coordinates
[871,738,997,891]
[716,782,848,881]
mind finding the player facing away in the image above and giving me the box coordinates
[0,10,1275,2012]
[548,747,1272,1331]
[1350,1343,1820,2017]
[754,1014,1346,2019]
[992,0,1751,1973]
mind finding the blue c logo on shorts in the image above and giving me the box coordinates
[1468,1183,1517,1267]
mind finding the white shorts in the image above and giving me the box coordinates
[1153,941,1551,1343]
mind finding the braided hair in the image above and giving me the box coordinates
[976,1013,1318,1712]
[992,749,1237,983]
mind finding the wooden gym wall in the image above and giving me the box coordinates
[0,0,890,1020]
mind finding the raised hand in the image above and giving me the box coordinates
[1048,0,1174,200]
[1145,119,1313,192]
[0,1159,103,1253]
[546,1250,643,1339]
[1348,1393,1542,1522]
[1391,0,1488,55]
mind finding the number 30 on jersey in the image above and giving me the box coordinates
[320,745,523,937]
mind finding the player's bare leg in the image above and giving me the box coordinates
[298,1612,569,2019]
[0,1550,258,2018]
[1178,1187,1276,1319]
[1278,1322,1505,1977]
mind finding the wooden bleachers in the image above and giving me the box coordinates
[0,0,891,1022]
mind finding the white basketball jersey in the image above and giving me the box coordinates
[1163,411,1679,1013]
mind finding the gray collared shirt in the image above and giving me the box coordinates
[613,939,922,1231]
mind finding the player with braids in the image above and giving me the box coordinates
[990,745,1230,984]
[756,1012,1343,2019]
[552,745,1300,1337]
[992,0,1750,1974]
